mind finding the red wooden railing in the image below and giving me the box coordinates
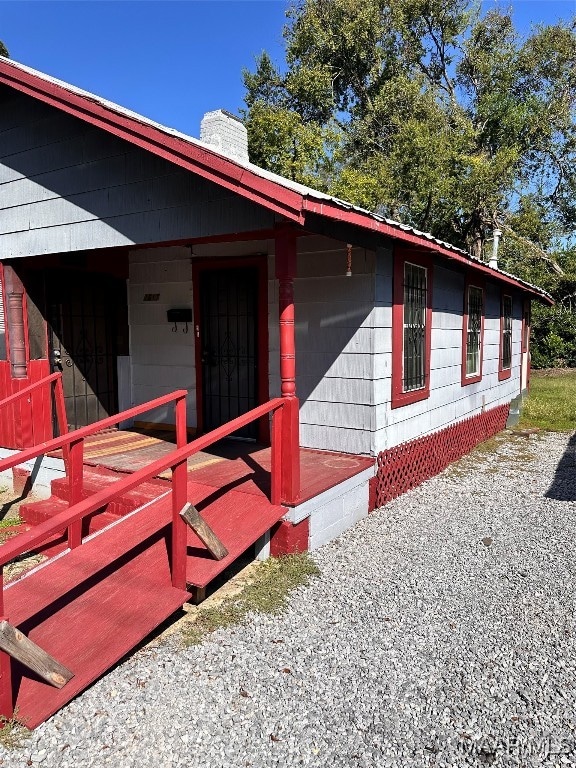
[0,392,297,719]
[0,393,295,584]
[0,372,68,448]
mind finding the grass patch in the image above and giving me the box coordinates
[0,516,23,546]
[182,553,320,646]
[520,369,576,431]
[0,710,30,749]
[0,516,21,529]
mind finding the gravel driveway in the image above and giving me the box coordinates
[3,430,576,768]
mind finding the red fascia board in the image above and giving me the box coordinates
[303,199,553,304]
[0,63,304,223]
[0,61,556,304]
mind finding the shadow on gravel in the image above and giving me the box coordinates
[546,433,576,501]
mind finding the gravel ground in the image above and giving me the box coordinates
[3,430,576,767]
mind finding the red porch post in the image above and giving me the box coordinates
[275,227,300,504]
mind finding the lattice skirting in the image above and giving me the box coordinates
[371,404,510,509]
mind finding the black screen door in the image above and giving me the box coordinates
[48,273,122,430]
[200,267,258,439]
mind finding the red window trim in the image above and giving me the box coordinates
[391,249,433,409]
[521,298,531,354]
[498,293,513,381]
[461,277,485,386]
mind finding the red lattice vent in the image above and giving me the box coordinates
[372,404,510,509]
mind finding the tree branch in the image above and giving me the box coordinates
[502,225,565,275]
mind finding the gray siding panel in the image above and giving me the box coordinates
[372,249,525,453]
[0,93,273,257]
[275,236,381,455]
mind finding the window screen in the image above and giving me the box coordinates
[403,262,427,392]
[465,286,483,377]
[502,296,512,370]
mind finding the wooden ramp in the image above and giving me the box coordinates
[4,487,286,729]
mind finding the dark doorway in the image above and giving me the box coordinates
[47,273,126,430]
[199,267,258,439]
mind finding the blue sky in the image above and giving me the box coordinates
[0,1,574,140]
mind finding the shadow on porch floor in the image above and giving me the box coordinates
[48,429,374,505]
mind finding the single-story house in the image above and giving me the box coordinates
[0,57,555,727]
[0,56,551,552]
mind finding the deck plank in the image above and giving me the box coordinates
[5,503,190,728]
[184,492,286,587]
[3,480,286,727]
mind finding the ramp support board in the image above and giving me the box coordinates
[0,621,74,689]
[180,503,229,561]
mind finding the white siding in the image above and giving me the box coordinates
[269,235,380,455]
[372,250,525,453]
[128,247,196,427]
[126,239,526,451]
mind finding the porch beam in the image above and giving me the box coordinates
[275,227,300,504]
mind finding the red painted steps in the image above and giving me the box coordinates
[50,468,169,513]
[4,498,190,729]
[4,483,286,728]
[19,467,170,542]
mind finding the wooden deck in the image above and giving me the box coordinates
[4,424,373,729]
[49,429,374,505]
[8,474,287,728]
[5,499,190,729]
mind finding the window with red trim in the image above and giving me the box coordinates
[498,294,513,380]
[392,251,433,408]
[461,282,484,385]
[522,299,531,353]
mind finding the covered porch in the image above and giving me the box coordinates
[0,222,377,560]
[48,427,374,505]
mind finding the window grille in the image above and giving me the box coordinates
[465,286,483,377]
[403,262,427,392]
[502,295,512,369]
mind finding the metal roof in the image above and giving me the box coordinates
[0,56,553,303]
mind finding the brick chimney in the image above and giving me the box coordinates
[200,110,249,164]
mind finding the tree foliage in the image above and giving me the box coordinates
[244,1,575,256]
[243,0,576,365]
[0,40,8,58]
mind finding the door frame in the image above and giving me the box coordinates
[46,271,124,430]
[192,255,269,443]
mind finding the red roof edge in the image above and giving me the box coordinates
[303,199,554,304]
[0,60,305,224]
[0,58,553,304]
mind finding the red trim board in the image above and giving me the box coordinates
[0,58,551,305]
[391,249,433,409]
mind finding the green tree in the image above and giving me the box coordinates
[0,40,9,58]
[243,1,576,263]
